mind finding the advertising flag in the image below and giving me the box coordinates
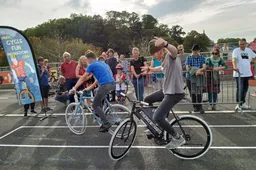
[0,26,42,105]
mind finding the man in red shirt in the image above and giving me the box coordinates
[61,52,77,103]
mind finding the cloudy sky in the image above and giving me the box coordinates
[0,0,255,42]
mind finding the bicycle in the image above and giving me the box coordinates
[109,93,213,161]
[18,77,35,105]
[65,90,131,136]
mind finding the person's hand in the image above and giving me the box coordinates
[196,70,203,76]
[135,74,140,79]
[213,67,219,71]
[69,88,76,94]
[41,67,45,73]
[141,66,149,72]
[233,67,239,72]
[141,71,147,76]
[83,88,89,92]
[154,37,167,48]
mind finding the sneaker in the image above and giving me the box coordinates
[199,109,205,114]
[235,104,241,111]
[31,110,37,113]
[165,135,186,150]
[241,103,250,110]
[40,109,47,114]
[208,106,213,110]
[24,112,28,117]
[212,105,217,111]
[193,108,200,112]
[98,122,112,132]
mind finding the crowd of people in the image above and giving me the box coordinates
[23,37,256,118]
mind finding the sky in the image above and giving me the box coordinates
[0,0,255,42]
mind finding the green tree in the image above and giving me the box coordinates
[183,30,211,52]
[170,25,186,44]
[217,38,240,43]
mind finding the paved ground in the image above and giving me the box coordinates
[1,89,256,170]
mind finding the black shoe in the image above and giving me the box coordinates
[98,122,112,133]
[24,112,28,117]
[31,110,37,113]
[193,108,200,112]
[199,109,205,114]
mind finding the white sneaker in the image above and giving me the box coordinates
[235,104,241,110]
[241,103,250,109]
[165,135,186,150]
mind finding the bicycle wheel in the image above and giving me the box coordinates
[65,103,87,135]
[164,115,212,160]
[104,104,131,136]
[18,90,35,105]
[109,118,137,160]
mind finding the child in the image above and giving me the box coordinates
[114,64,126,104]
[55,75,69,105]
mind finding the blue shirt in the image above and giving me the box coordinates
[86,60,114,85]
[38,66,49,86]
[185,55,205,80]
[152,58,164,79]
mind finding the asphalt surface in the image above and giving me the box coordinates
[1,90,256,170]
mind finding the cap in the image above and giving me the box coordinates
[192,44,200,51]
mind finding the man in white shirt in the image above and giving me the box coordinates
[232,38,256,110]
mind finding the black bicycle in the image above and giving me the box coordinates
[109,93,212,161]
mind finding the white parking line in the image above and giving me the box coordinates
[0,126,22,140]
[0,144,255,149]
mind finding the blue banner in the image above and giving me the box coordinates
[0,27,42,105]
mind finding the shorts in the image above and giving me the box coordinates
[116,90,125,97]
[41,85,50,98]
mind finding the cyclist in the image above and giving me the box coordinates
[70,50,115,132]
[141,37,185,149]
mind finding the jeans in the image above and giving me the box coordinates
[235,77,250,106]
[92,83,115,124]
[66,78,78,103]
[208,92,218,105]
[132,77,144,101]
[144,89,185,136]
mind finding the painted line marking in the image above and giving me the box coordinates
[0,144,255,149]
[0,126,22,140]
[19,125,256,129]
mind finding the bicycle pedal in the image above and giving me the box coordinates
[146,134,154,140]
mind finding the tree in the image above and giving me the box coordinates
[170,25,186,44]
[217,38,240,44]
[183,30,211,52]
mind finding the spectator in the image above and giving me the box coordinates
[98,56,105,62]
[205,48,227,110]
[177,45,185,57]
[105,48,118,102]
[185,44,206,113]
[248,38,256,53]
[213,44,221,50]
[130,47,148,101]
[38,57,52,112]
[114,64,127,104]
[119,54,129,75]
[101,52,107,60]
[114,52,119,61]
[44,59,51,72]
[232,38,256,109]
[60,52,77,103]
[55,75,68,104]
[150,54,164,90]
[24,103,37,117]
[76,55,92,107]
[222,43,229,61]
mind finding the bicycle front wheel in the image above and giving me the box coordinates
[105,104,131,136]
[109,118,137,161]
[164,115,212,160]
[65,103,87,135]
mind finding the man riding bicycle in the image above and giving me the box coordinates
[141,37,185,149]
[70,50,115,132]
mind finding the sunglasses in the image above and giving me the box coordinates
[212,52,219,55]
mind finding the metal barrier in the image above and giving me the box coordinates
[129,69,242,111]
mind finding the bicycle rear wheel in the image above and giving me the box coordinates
[65,103,87,135]
[164,115,212,160]
[109,118,137,161]
[105,104,131,136]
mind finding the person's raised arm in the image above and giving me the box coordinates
[154,37,178,58]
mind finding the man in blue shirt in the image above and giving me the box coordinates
[38,57,52,113]
[185,44,206,114]
[71,50,115,132]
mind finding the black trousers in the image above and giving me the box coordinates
[24,103,35,112]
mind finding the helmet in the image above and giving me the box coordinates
[116,64,123,69]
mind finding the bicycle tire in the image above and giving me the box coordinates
[164,115,212,160]
[65,103,87,135]
[18,89,35,105]
[104,104,132,137]
[109,118,137,161]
